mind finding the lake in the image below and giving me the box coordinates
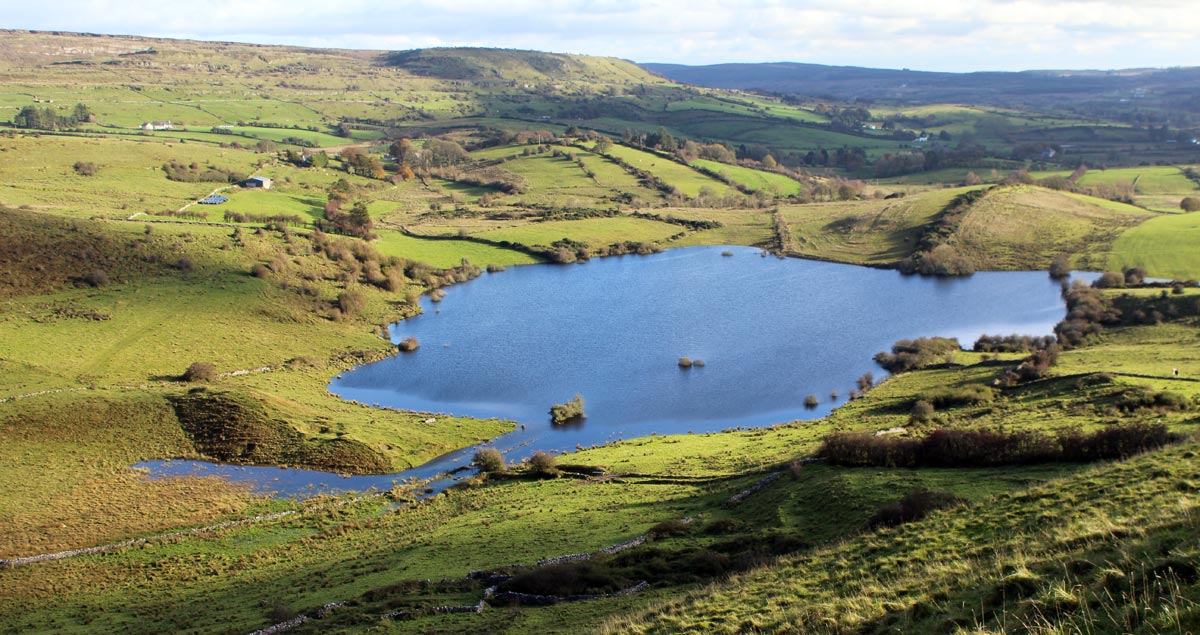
[139,246,1091,496]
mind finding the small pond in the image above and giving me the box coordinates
[140,246,1094,496]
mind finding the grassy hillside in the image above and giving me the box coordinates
[779,187,975,266]
[604,441,1199,635]
[953,185,1150,270]
[4,309,1196,634]
[2,29,1200,635]
[776,185,1154,272]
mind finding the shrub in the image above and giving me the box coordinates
[549,394,586,424]
[250,263,270,278]
[176,257,194,273]
[397,336,419,352]
[500,561,621,596]
[866,489,965,529]
[1058,423,1175,461]
[473,447,505,473]
[703,519,742,535]
[72,161,98,176]
[647,519,692,540]
[1115,386,1190,413]
[81,269,108,287]
[911,399,935,422]
[336,289,367,318]
[1048,254,1071,279]
[1181,197,1200,212]
[874,337,961,373]
[528,451,558,476]
[856,372,875,391]
[182,361,218,382]
[898,244,976,277]
[974,334,1057,353]
[1093,271,1126,289]
[1123,266,1148,286]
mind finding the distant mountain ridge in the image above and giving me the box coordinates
[643,61,1200,111]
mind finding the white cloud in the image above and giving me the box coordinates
[7,0,1200,71]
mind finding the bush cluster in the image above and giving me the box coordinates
[874,337,961,373]
[528,451,558,476]
[818,423,1178,468]
[1115,386,1190,413]
[161,160,245,183]
[472,447,505,473]
[973,334,1057,353]
[549,394,586,424]
[866,489,965,529]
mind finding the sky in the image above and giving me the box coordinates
[8,0,1200,72]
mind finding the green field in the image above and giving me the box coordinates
[600,144,737,198]
[1109,211,1200,279]
[371,230,541,268]
[691,159,803,196]
[475,215,683,248]
[1076,165,1199,195]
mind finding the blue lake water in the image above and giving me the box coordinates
[139,246,1094,496]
